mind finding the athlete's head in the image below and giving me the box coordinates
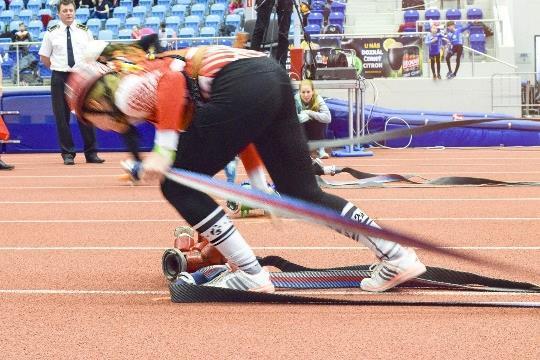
[66,62,129,133]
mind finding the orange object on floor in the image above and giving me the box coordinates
[0,115,10,141]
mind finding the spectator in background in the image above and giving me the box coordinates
[131,25,142,39]
[250,0,293,68]
[445,20,470,79]
[93,0,110,19]
[14,23,31,42]
[0,24,14,41]
[228,0,243,14]
[425,24,444,79]
[295,79,332,159]
[80,0,95,10]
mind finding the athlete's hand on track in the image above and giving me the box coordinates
[141,151,171,182]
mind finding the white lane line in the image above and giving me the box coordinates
[0,246,538,251]
[0,175,122,178]
[0,289,537,297]
[1,217,539,224]
[0,186,157,190]
[0,289,168,295]
[1,198,539,205]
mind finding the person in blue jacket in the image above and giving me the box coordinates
[425,25,446,79]
[445,21,470,79]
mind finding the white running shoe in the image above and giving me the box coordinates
[360,249,426,292]
[318,148,330,159]
[203,268,275,293]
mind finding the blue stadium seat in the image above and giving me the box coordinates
[304,24,321,36]
[38,31,46,41]
[445,8,461,20]
[157,0,171,6]
[76,7,91,24]
[0,1,5,12]
[28,20,43,39]
[404,9,419,23]
[210,3,226,18]
[468,23,485,36]
[205,14,221,29]
[200,26,215,37]
[176,0,191,5]
[469,33,486,53]
[425,8,441,20]
[118,28,132,39]
[213,0,229,4]
[98,29,114,40]
[9,20,21,32]
[151,5,167,21]
[27,0,42,16]
[225,14,241,31]
[0,10,14,25]
[9,0,24,14]
[311,1,325,12]
[307,12,323,27]
[139,0,153,12]
[86,18,102,38]
[39,62,52,78]
[232,8,244,16]
[119,0,133,14]
[145,16,161,33]
[171,4,188,19]
[184,15,201,34]
[165,16,182,31]
[331,1,346,14]
[132,6,147,23]
[328,12,344,28]
[39,9,53,18]
[105,18,122,36]
[467,8,483,20]
[113,6,129,23]
[125,16,141,28]
[190,4,206,19]
[178,27,195,38]
[18,9,33,26]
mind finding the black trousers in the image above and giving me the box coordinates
[302,120,326,141]
[446,44,463,75]
[251,0,293,68]
[161,57,346,226]
[429,54,441,77]
[51,71,97,158]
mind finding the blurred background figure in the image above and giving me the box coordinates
[295,79,332,159]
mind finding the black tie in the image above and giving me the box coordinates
[66,26,75,68]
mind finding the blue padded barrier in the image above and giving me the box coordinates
[324,98,540,147]
[1,89,155,153]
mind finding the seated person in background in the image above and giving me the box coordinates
[14,23,31,42]
[295,79,332,159]
[228,0,243,14]
[80,0,96,10]
[158,22,175,50]
[93,0,110,19]
[0,25,14,41]
[12,48,42,85]
[131,25,142,39]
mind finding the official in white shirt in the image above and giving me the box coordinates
[39,0,105,165]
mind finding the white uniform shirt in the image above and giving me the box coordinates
[38,20,94,72]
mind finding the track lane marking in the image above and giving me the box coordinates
[0,289,538,298]
[0,246,538,251]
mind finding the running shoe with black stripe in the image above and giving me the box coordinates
[203,268,275,293]
[360,249,426,292]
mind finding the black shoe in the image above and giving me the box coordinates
[0,159,14,170]
[63,154,75,165]
[85,154,105,164]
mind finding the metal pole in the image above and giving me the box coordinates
[471,50,475,77]
[348,88,353,152]
[16,43,20,86]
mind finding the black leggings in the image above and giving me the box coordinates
[161,57,347,225]
[446,44,463,75]
[429,54,440,77]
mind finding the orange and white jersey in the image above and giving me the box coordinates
[183,46,265,99]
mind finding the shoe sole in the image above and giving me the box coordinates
[249,284,275,293]
[360,262,427,292]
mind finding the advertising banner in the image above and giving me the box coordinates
[342,36,424,78]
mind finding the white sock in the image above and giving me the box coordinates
[193,207,262,275]
[340,202,404,260]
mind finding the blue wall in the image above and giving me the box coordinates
[2,89,155,153]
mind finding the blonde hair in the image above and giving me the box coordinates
[299,79,320,112]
